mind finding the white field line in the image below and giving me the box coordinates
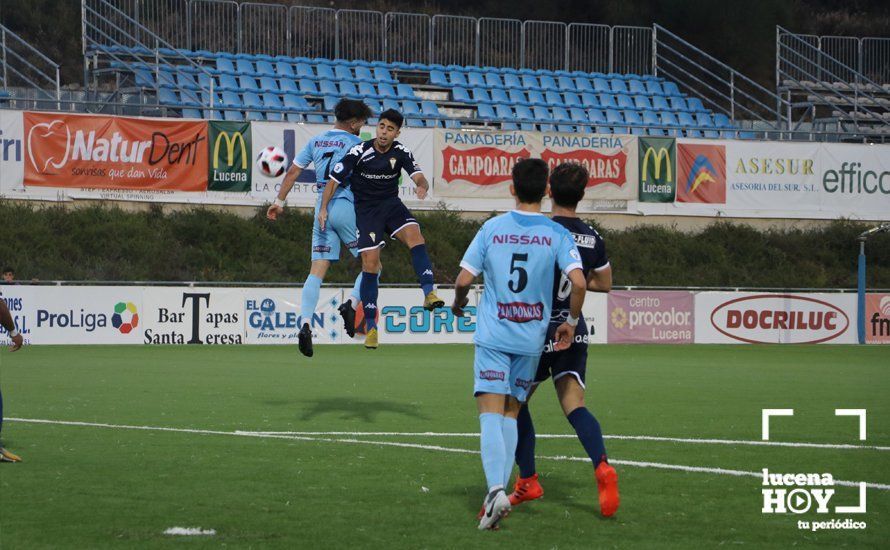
[241,430,890,452]
[9,418,890,491]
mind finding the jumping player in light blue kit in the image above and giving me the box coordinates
[267,99,373,357]
[451,159,588,530]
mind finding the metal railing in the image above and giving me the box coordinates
[776,26,889,130]
[91,0,653,73]
[0,24,61,103]
[777,29,890,86]
[653,24,790,131]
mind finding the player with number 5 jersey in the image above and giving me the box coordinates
[266,99,373,358]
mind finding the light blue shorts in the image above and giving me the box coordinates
[312,198,359,261]
[473,345,540,402]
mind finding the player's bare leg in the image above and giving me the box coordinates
[555,376,619,517]
[393,224,443,310]
[299,259,331,358]
[359,247,382,349]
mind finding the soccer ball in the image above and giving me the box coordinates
[256,146,287,178]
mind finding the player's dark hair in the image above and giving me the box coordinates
[511,158,549,204]
[1,267,12,274]
[334,99,372,122]
[549,162,588,208]
[379,109,404,129]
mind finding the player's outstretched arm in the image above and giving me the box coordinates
[587,265,612,293]
[267,165,302,220]
[411,173,430,200]
[554,268,586,351]
[451,268,475,317]
[0,299,23,351]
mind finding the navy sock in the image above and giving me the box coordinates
[515,403,537,478]
[567,407,608,468]
[409,244,434,296]
[359,271,379,330]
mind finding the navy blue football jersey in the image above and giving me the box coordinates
[329,139,423,204]
[549,216,609,323]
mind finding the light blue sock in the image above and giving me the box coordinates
[349,272,363,305]
[479,412,506,491]
[300,274,322,326]
[501,416,518,487]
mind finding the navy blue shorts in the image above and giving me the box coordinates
[355,198,418,252]
[534,323,589,388]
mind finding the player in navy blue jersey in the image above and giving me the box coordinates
[508,162,620,517]
[320,109,443,349]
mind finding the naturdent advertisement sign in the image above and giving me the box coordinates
[208,121,251,192]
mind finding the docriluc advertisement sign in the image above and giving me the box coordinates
[435,130,636,200]
[24,112,208,191]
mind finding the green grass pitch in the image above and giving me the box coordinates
[1,344,888,548]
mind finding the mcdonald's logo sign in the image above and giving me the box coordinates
[638,137,676,202]
[208,121,251,192]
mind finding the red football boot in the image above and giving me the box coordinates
[508,473,544,506]
[595,461,620,517]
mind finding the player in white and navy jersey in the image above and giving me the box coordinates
[266,99,372,357]
[509,162,620,518]
[452,159,588,530]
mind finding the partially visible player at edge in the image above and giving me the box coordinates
[267,99,373,357]
[452,159,587,530]
[320,109,443,350]
[0,295,25,462]
[509,162,620,518]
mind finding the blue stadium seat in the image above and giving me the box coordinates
[472,88,492,104]
[221,91,242,108]
[406,118,424,128]
[557,124,575,133]
[430,70,449,87]
[642,111,665,136]
[651,95,670,111]
[243,92,265,121]
[532,106,553,122]
[218,74,241,92]
[677,112,701,137]
[485,72,504,88]
[158,69,177,88]
[592,77,610,93]
[687,97,707,113]
[575,77,593,92]
[599,93,618,109]
[319,80,338,95]
[508,89,530,106]
[552,107,572,123]
[339,81,359,97]
[377,83,398,99]
[335,65,353,81]
[696,113,720,137]
[359,82,382,99]
[452,87,471,103]
[297,78,318,95]
[402,101,421,116]
[396,84,417,99]
[263,93,284,121]
[306,114,325,124]
[354,66,374,82]
[425,119,442,128]
[278,78,299,94]
[181,108,202,119]
[515,105,534,122]
[203,109,222,120]
[491,88,510,104]
[521,75,541,90]
[444,118,462,129]
[645,80,665,96]
[236,59,256,75]
[558,76,575,91]
[283,93,312,112]
[421,101,441,118]
[605,108,625,129]
[545,90,565,106]
[477,103,496,120]
[216,58,236,74]
[179,89,202,107]
[495,104,515,120]
[158,88,180,106]
[363,99,381,115]
[276,61,295,78]
[662,81,681,97]
[223,109,244,121]
[580,92,599,107]
[634,95,653,111]
[383,98,401,111]
[503,74,523,89]
[323,95,339,111]
[714,113,732,127]
[569,107,588,123]
[609,78,628,94]
[616,94,635,109]
[197,72,214,91]
[563,92,583,108]
[256,61,276,77]
[623,110,645,135]
[238,76,259,91]
[296,63,315,79]
[660,112,682,136]
[316,64,336,80]
[670,97,690,112]
[539,123,556,132]
[588,108,607,124]
[502,122,519,130]
[627,79,646,95]
[520,122,537,131]
[176,70,200,91]
[539,75,558,91]
[467,72,486,87]
[449,71,468,87]
[527,90,547,106]
[259,77,279,92]
[374,67,397,83]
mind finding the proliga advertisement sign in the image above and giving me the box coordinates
[695,292,856,344]
[208,120,251,192]
[865,294,890,344]
[608,291,694,343]
[638,137,676,202]
[23,112,208,191]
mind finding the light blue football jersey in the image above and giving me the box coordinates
[460,210,583,356]
[293,128,362,203]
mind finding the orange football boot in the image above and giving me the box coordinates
[595,461,620,517]
[508,473,544,506]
